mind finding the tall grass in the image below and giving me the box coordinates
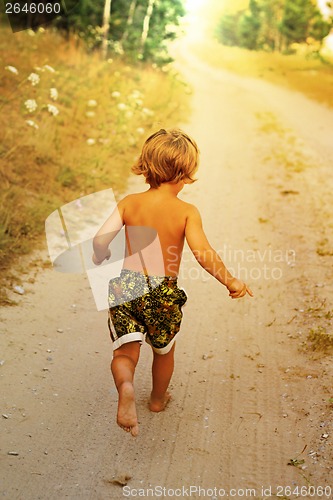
[0,26,190,303]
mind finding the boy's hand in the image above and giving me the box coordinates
[92,248,111,266]
[227,278,253,299]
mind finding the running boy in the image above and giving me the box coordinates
[92,128,253,437]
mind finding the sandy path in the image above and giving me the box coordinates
[1,43,333,499]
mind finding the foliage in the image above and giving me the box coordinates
[142,0,185,62]
[217,12,242,47]
[279,0,331,48]
[216,0,333,52]
[54,0,186,63]
[238,0,262,50]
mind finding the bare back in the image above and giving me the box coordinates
[121,190,191,276]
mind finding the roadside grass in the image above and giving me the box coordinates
[189,39,333,108]
[0,25,190,304]
[307,326,333,353]
[301,302,333,355]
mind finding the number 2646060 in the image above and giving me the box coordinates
[5,3,61,15]
[277,485,332,497]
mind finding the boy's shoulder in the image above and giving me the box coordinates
[117,192,199,218]
[177,199,198,214]
[116,193,136,208]
[119,192,196,207]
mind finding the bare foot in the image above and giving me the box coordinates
[117,381,139,437]
[149,391,171,412]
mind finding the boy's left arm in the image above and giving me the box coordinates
[92,198,126,265]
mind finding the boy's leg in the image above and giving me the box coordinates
[150,342,175,412]
[111,341,140,437]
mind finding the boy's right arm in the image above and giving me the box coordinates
[184,205,253,298]
[92,197,126,265]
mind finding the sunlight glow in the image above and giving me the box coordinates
[185,0,206,14]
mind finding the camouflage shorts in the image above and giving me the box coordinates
[108,269,187,354]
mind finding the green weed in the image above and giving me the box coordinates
[316,238,333,257]
[307,326,333,352]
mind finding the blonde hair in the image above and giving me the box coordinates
[132,128,199,188]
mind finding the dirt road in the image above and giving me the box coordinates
[1,42,333,499]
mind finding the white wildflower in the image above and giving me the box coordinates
[142,107,154,116]
[125,110,133,119]
[5,65,19,75]
[111,91,121,98]
[107,58,113,64]
[86,138,96,145]
[85,111,95,118]
[43,64,55,73]
[136,127,145,135]
[117,103,127,111]
[87,99,97,107]
[27,72,40,86]
[135,98,143,107]
[26,119,39,129]
[47,104,59,116]
[130,90,142,99]
[50,88,58,101]
[34,66,44,72]
[27,29,35,37]
[24,99,38,113]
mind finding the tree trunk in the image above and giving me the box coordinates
[120,0,137,45]
[101,0,112,59]
[139,0,155,56]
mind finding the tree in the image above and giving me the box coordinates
[139,0,155,57]
[119,0,137,46]
[238,0,262,50]
[216,12,242,46]
[139,0,186,62]
[216,0,332,52]
[55,0,103,42]
[258,0,284,51]
[53,0,186,62]
[279,0,317,48]
[216,0,262,50]
[101,0,112,58]
[309,7,333,47]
